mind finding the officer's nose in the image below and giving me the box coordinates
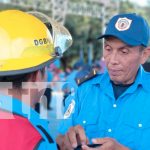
[109,51,119,65]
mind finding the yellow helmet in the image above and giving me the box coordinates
[0,10,72,76]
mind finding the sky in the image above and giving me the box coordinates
[129,0,148,6]
[0,0,149,7]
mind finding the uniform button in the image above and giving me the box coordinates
[108,128,112,132]
[138,123,143,128]
[113,104,117,108]
[83,120,86,124]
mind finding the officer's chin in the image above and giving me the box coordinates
[110,76,123,85]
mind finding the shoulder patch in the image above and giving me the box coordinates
[75,69,98,85]
[64,100,75,119]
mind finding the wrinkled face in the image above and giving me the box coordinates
[103,37,149,84]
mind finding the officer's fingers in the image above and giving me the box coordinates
[63,134,74,150]
[82,145,100,150]
[67,127,78,148]
[82,145,92,150]
[56,134,71,150]
[56,134,65,148]
[74,125,87,145]
[92,137,111,145]
[95,138,129,150]
[86,137,90,144]
[92,141,115,150]
[91,138,119,150]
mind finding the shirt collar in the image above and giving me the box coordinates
[91,65,150,92]
[138,65,150,92]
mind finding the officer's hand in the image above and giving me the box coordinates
[82,138,130,150]
[56,125,89,150]
[56,134,73,150]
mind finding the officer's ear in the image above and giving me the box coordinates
[140,46,150,64]
[27,68,46,82]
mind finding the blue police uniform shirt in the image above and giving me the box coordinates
[58,66,150,150]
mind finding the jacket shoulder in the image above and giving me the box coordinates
[76,68,103,86]
[78,73,103,87]
[0,110,42,150]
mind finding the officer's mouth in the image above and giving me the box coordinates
[109,69,122,76]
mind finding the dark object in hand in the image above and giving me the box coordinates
[74,144,102,150]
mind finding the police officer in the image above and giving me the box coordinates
[0,10,72,149]
[56,13,150,150]
[66,60,84,91]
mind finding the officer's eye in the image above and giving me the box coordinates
[120,48,129,54]
[104,45,112,52]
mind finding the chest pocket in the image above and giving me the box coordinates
[117,119,150,149]
[138,122,150,149]
[73,113,106,141]
[85,118,106,141]
[73,86,105,141]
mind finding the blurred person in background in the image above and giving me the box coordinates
[62,60,84,106]
[66,59,84,90]
[92,60,102,73]
[35,65,53,113]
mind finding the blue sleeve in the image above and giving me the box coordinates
[57,89,79,135]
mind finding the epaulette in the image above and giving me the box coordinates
[75,69,98,85]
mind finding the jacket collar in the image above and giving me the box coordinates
[90,65,150,99]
